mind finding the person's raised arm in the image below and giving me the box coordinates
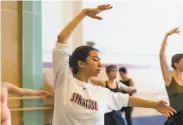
[159,28,180,86]
[105,87,176,117]
[128,96,176,117]
[57,4,113,44]
[2,82,52,97]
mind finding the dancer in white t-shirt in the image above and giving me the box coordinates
[52,4,177,125]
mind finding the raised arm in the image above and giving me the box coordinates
[2,82,52,96]
[159,28,180,85]
[105,88,176,117]
[128,96,176,117]
[57,4,112,44]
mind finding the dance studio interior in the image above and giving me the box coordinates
[1,0,183,125]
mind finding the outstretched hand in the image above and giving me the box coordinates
[84,4,113,20]
[166,27,180,36]
[155,100,177,117]
[35,90,54,98]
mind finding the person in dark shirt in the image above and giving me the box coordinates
[159,27,183,125]
[119,67,135,125]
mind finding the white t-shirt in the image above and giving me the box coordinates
[52,43,129,125]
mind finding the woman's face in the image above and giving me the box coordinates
[80,50,102,77]
[119,72,126,78]
[107,68,117,79]
[175,58,183,72]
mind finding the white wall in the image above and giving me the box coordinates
[42,0,183,94]
[41,1,183,117]
[81,1,183,111]
[42,1,83,62]
[42,1,183,64]
[82,1,183,66]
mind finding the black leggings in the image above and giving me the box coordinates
[165,111,183,125]
[105,111,125,125]
[121,106,133,125]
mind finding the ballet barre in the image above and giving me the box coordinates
[8,96,53,100]
[10,106,53,111]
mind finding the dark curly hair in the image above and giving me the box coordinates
[69,46,98,75]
